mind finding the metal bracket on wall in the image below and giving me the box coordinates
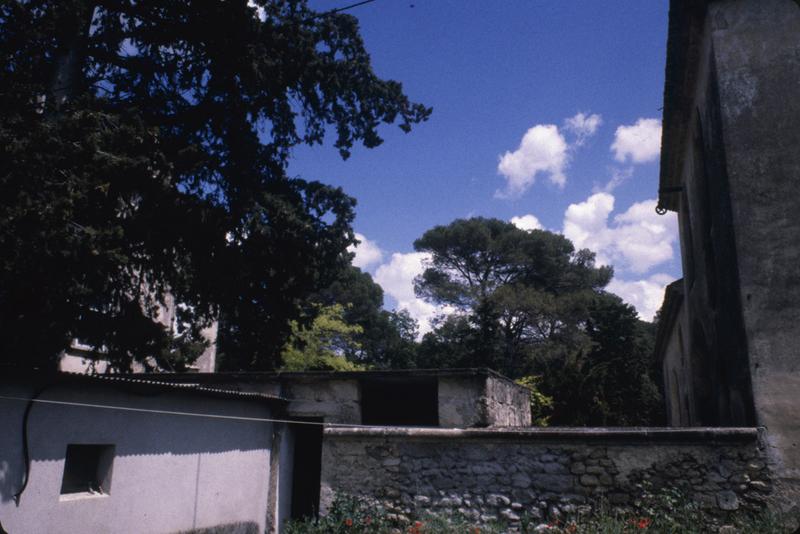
[656,186,684,215]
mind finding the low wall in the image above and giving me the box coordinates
[320,427,770,527]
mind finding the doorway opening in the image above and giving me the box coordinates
[290,417,323,520]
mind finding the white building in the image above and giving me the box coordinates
[0,371,290,534]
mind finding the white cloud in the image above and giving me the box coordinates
[563,193,678,274]
[348,232,383,269]
[611,118,662,164]
[595,166,633,193]
[607,273,675,322]
[374,252,446,335]
[496,124,568,197]
[510,214,543,232]
[564,112,602,146]
[247,0,266,20]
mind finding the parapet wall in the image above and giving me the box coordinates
[320,427,769,528]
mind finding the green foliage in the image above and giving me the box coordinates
[515,375,554,426]
[281,304,365,371]
[406,515,505,533]
[0,1,429,371]
[284,494,390,534]
[313,266,420,369]
[412,217,664,426]
[541,293,664,426]
[284,492,798,534]
[413,218,611,377]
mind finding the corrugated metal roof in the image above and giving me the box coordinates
[2,368,287,403]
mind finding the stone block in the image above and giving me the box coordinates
[570,462,586,474]
[512,473,531,489]
[500,508,520,522]
[486,494,511,507]
[543,462,568,474]
[531,474,574,492]
[716,490,740,511]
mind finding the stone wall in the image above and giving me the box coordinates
[438,375,530,428]
[483,376,531,427]
[283,378,361,424]
[320,427,769,528]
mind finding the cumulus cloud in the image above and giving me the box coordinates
[510,214,543,232]
[607,273,675,322]
[348,232,383,269]
[564,112,602,146]
[563,193,678,274]
[496,124,568,197]
[374,252,446,335]
[611,118,662,164]
[595,166,634,193]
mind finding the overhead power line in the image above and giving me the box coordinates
[324,0,380,16]
[0,394,374,428]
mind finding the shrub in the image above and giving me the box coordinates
[283,494,390,534]
[283,491,797,534]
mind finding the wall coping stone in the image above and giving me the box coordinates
[324,426,761,443]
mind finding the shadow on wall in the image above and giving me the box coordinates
[0,459,17,506]
[176,522,260,534]
[0,383,274,504]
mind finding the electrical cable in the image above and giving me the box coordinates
[323,0,379,16]
[12,385,51,506]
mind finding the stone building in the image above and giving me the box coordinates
[59,291,218,374]
[654,0,800,511]
[159,368,531,428]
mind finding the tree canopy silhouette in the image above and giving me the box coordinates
[0,0,430,371]
[412,218,663,425]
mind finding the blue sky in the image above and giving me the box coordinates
[288,0,679,330]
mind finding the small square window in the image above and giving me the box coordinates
[60,444,115,496]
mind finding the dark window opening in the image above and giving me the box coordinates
[360,377,438,426]
[290,418,323,520]
[60,444,115,495]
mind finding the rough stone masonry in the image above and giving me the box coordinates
[320,427,771,529]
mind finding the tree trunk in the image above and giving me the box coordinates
[49,1,95,109]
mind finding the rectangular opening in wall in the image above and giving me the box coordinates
[360,376,438,426]
[60,444,115,497]
[290,418,323,520]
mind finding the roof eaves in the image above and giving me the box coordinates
[659,0,708,213]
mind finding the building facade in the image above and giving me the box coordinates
[655,0,800,511]
[0,372,287,534]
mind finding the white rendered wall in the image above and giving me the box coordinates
[0,383,274,534]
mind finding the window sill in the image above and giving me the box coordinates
[59,491,109,502]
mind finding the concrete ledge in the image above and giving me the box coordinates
[324,426,761,443]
